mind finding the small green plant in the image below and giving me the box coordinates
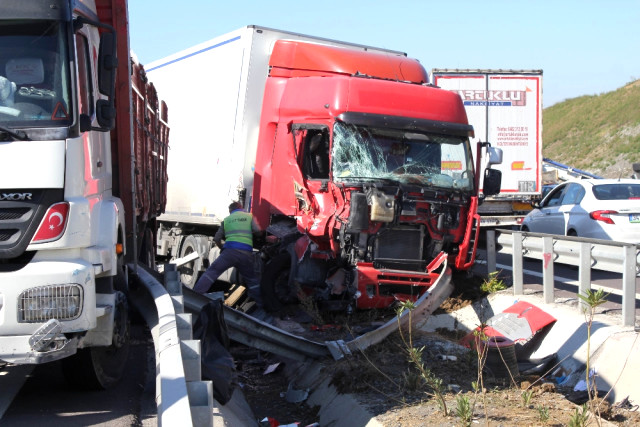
[521,389,533,407]
[568,403,590,427]
[537,405,550,423]
[396,300,449,415]
[481,271,507,294]
[402,368,423,392]
[578,288,610,425]
[455,394,473,426]
[472,324,489,422]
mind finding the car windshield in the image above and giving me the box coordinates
[592,183,640,200]
[332,121,474,191]
[0,20,72,128]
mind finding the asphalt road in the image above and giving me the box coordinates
[0,323,155,427]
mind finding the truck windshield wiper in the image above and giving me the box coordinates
[0,126,30,141]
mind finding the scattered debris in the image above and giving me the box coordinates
[282,382,310,403]
[263,363,281,375]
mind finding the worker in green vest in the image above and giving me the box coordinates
[193,201,262,305]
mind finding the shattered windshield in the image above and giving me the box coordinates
[332,121,474,191]
[0,20,72,127]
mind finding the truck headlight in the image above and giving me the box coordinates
[18,285,83,322]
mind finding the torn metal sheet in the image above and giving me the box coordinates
[461,300,557,347]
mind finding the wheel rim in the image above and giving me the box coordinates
[179,238,201,288]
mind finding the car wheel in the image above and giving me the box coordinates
[567,230,577,237]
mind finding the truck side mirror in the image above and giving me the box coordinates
[483,168,502,196]
[98,32,117,97]
[487,146,503,166]
[96,99,116,130]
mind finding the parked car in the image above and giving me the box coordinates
[541,184,557,199]
[521,179,640,243]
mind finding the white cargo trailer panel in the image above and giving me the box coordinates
[432,70,543,197]
[146,25,408,225]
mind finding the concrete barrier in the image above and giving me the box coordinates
[420,290,640,405]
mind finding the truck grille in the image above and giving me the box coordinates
[0,189,63,259]
[0,207,30,220]
[373,226,425,262]
[0,229,18,242]
[18,284,83,323]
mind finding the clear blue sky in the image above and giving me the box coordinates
[128,0,639,108]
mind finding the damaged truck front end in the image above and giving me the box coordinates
[329,112,480,309]
[259,110,494,312]
[253,40,502,314]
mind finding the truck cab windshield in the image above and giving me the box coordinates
[0,20,72,128]
[332,121,474,191]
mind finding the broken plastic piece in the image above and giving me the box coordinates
[28,318,63,352]
[282,381,309,403]
[263,362,280,375]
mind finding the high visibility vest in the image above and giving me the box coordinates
[223,210,253,247]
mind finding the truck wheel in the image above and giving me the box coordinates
[179,235,202,288]
[260,252,297,312]
[62,291,130,389]
[140,227,156,269]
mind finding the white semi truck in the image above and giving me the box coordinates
[432,69,543,227]
[0,0,168,388]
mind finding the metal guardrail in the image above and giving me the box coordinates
[486,229,639,327]
[182,259,453,362]
[130,263,213,427]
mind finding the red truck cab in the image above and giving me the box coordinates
[252,41,498,310]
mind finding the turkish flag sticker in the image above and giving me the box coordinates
[32,202,70,243]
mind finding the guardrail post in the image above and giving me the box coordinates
[542,236,554,304]
[512,232,524,295]
[578,242,591,312]
[622,245,636,327]
[486,229,496,274]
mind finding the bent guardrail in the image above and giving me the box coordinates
[486,229,639,327]
[129,263,213,427]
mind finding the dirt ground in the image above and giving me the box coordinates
[233,280,640,426]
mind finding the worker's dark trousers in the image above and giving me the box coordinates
[193,248,262,305]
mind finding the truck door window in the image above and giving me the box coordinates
[302,130,330,179]
[75,34,93,116]
[0,20,72,126]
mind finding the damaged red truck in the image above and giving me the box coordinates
[151,26,502,312]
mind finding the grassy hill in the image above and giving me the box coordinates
[543,79,640,178]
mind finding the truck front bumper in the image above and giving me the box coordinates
[355,252,449,309]
[0,257,97,364]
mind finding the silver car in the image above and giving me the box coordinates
[521,179,640,243]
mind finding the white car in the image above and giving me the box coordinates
[521,179,640,243]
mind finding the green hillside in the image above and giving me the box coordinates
[543,79,640,178]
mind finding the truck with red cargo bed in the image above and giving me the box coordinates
[0,0,168,388]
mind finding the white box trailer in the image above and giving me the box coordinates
[431,69,543,227]
[146,25,410,282]
[146,25,407,228]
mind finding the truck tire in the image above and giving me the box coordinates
[140,227,156,269]
[179,234,203,288]
[260,252,296,312]
[62,291,130,390]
